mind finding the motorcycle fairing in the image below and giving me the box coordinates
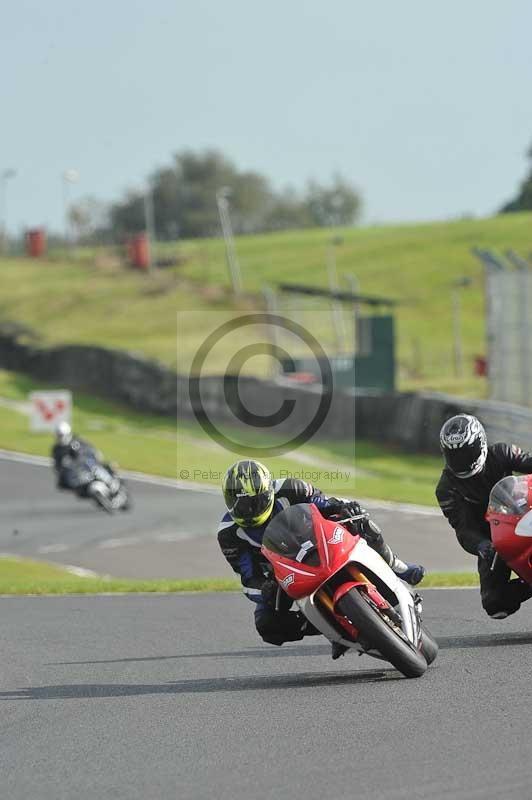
[486,475,532,584]
[262,503,420,648]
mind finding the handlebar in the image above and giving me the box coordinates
[337,513,369,524]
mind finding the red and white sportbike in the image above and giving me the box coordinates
[486,474,532,583]
[261,503,438,679]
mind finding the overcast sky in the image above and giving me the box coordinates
[2,0,532,234]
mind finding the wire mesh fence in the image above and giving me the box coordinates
[485,265,532,408]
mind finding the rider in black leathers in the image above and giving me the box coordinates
[52,422,94,490]
[218,459,426,653]
[52,422,115,495]
[436,414,532,618]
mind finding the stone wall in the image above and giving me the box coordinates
[0,332,177,414]
[2,331,531,454]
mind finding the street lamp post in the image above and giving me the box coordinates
[216,187,242,294]
[326,236,346,352]
[451,276,472,378]
[344,271,360,353]
[143,184,156,271]
[62,168,79,249]
[1,168,17,255]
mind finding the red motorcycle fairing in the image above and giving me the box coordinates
[486,474,532,585]
[261,503,383,601]
[332,581,389,610]
[261,502,431,677]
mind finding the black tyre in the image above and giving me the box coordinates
[336,588,427,679]
[420,627,438,665]
[119,489,132,511]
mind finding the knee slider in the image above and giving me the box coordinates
[482,592,517,618]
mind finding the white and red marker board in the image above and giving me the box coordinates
[29,391,72,432]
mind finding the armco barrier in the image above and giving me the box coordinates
[1,330,531,454]
[352,391,532,454]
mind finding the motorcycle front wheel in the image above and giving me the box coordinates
[118,489,132,511]
[420,627,438,665]
[91,486,114,513]
[336,588,428,679]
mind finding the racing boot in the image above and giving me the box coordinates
[358,518,426,586]
[391,557,426,586]
[331,642,349,660]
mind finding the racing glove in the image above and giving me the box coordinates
[325,498,364,519]
[261,578,279,608]
[477,540,496,563]
[261,579,294,613]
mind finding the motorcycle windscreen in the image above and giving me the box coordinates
[262,503,321,566]
[487,475,531,517]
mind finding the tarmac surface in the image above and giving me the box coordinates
[3,590,532,800]
[0,455,472,578]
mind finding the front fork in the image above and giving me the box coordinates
[315,565,384,641]
[315,564,423,648]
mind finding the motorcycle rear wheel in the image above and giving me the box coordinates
[336,588,427,679]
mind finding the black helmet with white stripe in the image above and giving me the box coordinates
[439,414,487,478]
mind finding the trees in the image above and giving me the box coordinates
[304,175,361,227]
[500,142,532,213]
[110,190,145,237]
[172,150,274,238]
[107,149,362,239]
[265,188,313,230]
[110,150,274,239]
[68,196,111,243]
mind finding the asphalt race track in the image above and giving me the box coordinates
[0,454,472,578]
[1,454,529,799]
[3,589,532,799]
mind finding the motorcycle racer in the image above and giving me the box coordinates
[436,414,532,618]
[52,422,95,489]
[218,459,426,649]
[52,422,114,494]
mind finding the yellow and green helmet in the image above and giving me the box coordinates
[222,460,274,528]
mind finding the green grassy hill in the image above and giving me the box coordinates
[2,212,531,395]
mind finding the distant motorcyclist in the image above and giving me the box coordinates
[51,422,129,512]
[218,459,426,655]
[52,422,95,490]
[436,414,532,619]
[52,422,114,492]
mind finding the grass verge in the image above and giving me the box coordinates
[0,368,444,505]
[420,572,478,588]
[0,558,240,595]
[0,557,478,595]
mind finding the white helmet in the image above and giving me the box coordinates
[55,421,72,446]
